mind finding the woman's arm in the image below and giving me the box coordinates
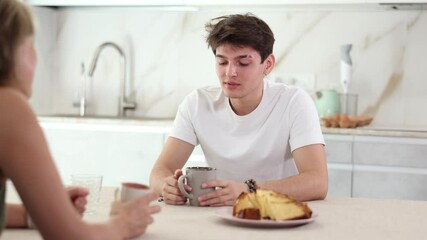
[0,89,160,239]
[5,204,27,228]
[0,89,91,239]
[5,187,88,229]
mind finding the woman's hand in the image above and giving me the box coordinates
[161,169,191,205]
[110,191,161,239]
[65,186,89,215]
[197,180,247,207]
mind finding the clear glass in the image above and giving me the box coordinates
[340,93,358,115]
[70,174,103,215]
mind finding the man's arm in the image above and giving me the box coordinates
[198,144,327,206]
[258,144,328,201]
[149,137,194,204]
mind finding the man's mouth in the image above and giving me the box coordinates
[225,82,240,86]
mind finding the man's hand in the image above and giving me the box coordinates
[66,186,89,215]
[161,169,191,205]
[197,180,247,207]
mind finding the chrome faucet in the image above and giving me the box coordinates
[73,62,87,116]
[87,42,136,117]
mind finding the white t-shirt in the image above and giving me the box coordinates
[170,80,324,182]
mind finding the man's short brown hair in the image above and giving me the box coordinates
[205,13,275,63]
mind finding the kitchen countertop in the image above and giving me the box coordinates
[38,115,427,138]
[37,115,174,127]
[322,126,427,138]
[3,187,427,240]
[37,115,174,133]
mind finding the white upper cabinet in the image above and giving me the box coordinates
[366,0,427,2]
[24,0,186,6]
[23,0,427,7]
[184,0,366,5]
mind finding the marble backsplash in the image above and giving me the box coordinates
[30,6,427,129]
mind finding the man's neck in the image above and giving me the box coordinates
[229,89,263,116]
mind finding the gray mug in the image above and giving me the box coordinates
[177,167,217,206]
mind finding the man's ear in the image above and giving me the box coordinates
[265,54,275,75]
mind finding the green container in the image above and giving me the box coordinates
[314,89,340,118]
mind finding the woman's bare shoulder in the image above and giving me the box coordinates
[0,87,28,103]
[0,87,35,125]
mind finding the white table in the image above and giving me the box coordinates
[3,187,427,240]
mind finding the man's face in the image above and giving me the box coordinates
[215,43,273,102]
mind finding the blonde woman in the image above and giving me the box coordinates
[0,0,161,238]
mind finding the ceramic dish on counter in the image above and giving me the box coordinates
[215,207,318,228]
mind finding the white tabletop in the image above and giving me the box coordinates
[3,187,427,240]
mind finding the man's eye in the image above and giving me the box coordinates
[239,62,250,66]
[218,62,227,66]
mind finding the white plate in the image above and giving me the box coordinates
[215,207,317,228]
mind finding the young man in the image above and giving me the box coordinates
[150,13,328,206]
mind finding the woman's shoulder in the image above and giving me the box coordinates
[0,87,27,101]
[0,87,34,123]
[0,87,29,108]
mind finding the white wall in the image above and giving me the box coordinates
[30,7,57,113]
[31,7,427,129]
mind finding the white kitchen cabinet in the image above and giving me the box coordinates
[39,114,427,200]
[23,0,374,7]
[22,0,365,7]
[24,0,427,11]
[352,165,427,200]
[324,133,427,200]
[40,121,168,187]
[24,0,186,6]
[23,0,427,8]
[324,134,354,198]
[367,0,427,10]
[185,0,366,6]
[366,0,427,3]
[352,136,427,201]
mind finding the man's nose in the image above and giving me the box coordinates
[226,64,237,77]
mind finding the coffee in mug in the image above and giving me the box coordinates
[177,167,217,206]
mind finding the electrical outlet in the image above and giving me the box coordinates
[273,73,316,92]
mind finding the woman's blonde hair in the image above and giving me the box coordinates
[0,0,35,85]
